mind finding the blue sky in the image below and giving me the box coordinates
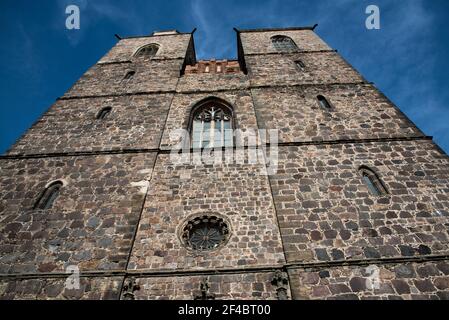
[1,0,448,154]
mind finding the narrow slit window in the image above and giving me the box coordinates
[295,60,306,71]
[359,166,388,196]
[317,95,333,111]
[97,107,112,120]
[34,181,63,210]
[123,70,135,81]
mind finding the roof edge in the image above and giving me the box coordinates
[235,25,318,33]
[118,31,193,40]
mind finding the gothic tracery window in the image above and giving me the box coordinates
[34,181,63,210]
[134,43,159,58]
[190,100,233,149]
[359,166,388,196]
[182,216,229,251]
[271,35,298,52]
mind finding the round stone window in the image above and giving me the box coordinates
[181,215,230,251]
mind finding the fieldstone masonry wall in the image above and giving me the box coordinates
[252,84,423,143]
[132,272,286,300]
[63,60,182,98]
[0,153,156,274]
[0,277,122,300]
[246,52,364,87]
[1,27,448,300]
[129,149,285,271]
[288,260,449,300]
[271,140,449,264]
[7,94,173,154]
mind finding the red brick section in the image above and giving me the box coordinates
[185,59,241,74]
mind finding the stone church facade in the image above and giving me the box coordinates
[1,27,449,300]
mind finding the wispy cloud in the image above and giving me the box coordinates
[55,0,145,46]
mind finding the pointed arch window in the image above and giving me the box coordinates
[317,95,333,111]
[359,166,388,196]
[190,99,234,149]
[271,35,298,52]
[134,44,159,58]
[123,70,135,82]
[97,107,112,120]
[34,181,63,210]
[295,60,306,71]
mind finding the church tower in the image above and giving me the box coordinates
[1,27,448,300]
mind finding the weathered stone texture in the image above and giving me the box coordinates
[1,27,449,300]
[128,150,285,271]
[0,277,122,300]
[252,84,423,143]
[7,94,172,155]
[132,272,284,300]
[246,52,363,87]
[160,90,259,150]
[98,34,192,63]
[0,153,156,273]
[63,59,182,98]
[240,29,331,54]
[288,261,449,300]
[271,140,449,263]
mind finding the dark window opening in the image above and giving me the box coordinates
[34,181,63,210]
[359,166,388,196]
[182,216,229,251]
[317,95,333,111]
[123,70,135,81]
[295,60,306,71]
[97,107,112,120]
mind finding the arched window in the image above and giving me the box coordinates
[97,107,112,120]
[190,99,234,149]
[317,95,333,111]
[271,35,298,52]
[359,166,388,196]
[123,70,135,82]
[134,44,159,58]
[34,181,63,210]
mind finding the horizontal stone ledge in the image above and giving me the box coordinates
[243,49,338,56]
[0,136,433,160]
[236,26,317,33]
[56,82,374,101]
[58,91,177,100]
[285,253,449,271]
[0,148,160,159]
[119,32,193,39]
[1,254,448,281]
[97,56,186,65]
[0,264,286,280]
[96,60,133,65]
